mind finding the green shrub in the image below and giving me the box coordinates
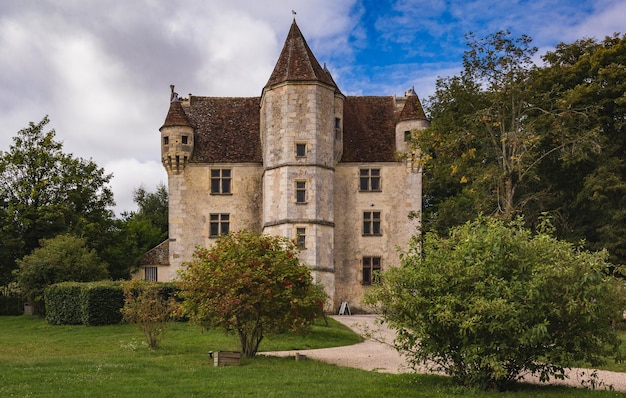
[44,282,83,325]
[80,282,124,326]
[365,216,626,391]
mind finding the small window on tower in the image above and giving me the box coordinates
[335,117,341,128]
[404,131,411,142]
[295,143,307,157]
[296,227,306,250]
[295,180,307,204]
[182,135,188,144]
[163,136,169,145]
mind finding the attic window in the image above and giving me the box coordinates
[163,136,169,145]
[182,135,189,144]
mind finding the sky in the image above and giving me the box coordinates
[1,0,624,216]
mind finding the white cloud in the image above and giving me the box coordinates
[106,158,168,216]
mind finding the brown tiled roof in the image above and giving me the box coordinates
[341,96,398,162]
[264,20,336,89]
[179,95,401,164]
[186,96,262,163]
[160,100,192,130]
[399,95,427,121]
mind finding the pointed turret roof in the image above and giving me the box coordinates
[264,20,337,89]
[160,97,192,130]
[399,92,427,121]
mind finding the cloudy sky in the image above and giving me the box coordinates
[1,0,623,215]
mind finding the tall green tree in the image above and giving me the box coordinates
[0,117,115,285]
[416,31,601,234]
[530,34,626,265]
[100,184,168,279]
[16,234,109,307]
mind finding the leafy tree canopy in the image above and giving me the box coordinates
[179,230,327,357]
[16,234,109,305]
[365,216,626,391]
[0,116,114,284]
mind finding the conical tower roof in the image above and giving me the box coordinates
[399,92,427,121]
[160,97,192,131]
[264,20,337,89]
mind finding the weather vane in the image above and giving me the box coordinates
[292,10,296,17]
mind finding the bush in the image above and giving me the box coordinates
[43,281,124,325]
[16,234,109,310]
[364,216,626,391]
[80,282,124,326]
[121,280,178,348]
[45,282,83,325]
[179,230,327,357]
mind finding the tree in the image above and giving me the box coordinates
[530,34,626,266]
[415,31,600,233]
[0,116,115,284]
[364,216,626,391]
[121,280,177,349]
[99,184,168,279]
[179,230,327,357]
[16,234,109,309]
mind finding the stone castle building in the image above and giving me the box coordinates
[140,20,428,311]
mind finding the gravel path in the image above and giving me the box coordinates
[263,315,626,392]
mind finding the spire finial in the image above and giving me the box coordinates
[292,9,296,20]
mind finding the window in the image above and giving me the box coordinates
[211,169,231,194]
[359,169,381,191]
[404,130,411,142]
[182,135,188,144]
[145,267,158,282]
[296,227,306,250]
[335,117,341,128]
[295,143,307,157]
[209,214,230,237]
[163,136,169,145]
[295,180,307,204]
[363,211,381,235]
[362,257,381,285]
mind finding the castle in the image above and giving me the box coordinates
[140,20,428,311]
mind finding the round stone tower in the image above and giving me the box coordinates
[160,86,194,174]
[260,20,344,309]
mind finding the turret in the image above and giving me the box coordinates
[160,85,194,174]
[395,87,429,154]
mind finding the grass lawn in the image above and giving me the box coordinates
[0,316,625,397]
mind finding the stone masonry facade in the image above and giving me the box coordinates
[139,20,429,312]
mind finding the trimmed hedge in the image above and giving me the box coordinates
[45,282,83,325]
[44,281,124,326]
[80,282,124,326]
[44,281,180,325]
